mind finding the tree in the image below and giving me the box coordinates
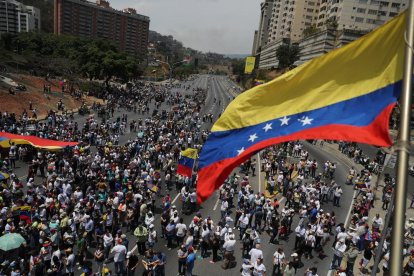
[231,59,245,76]
[276,44,300,70]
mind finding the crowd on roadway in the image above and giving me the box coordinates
[0,78,213,275]
[0,75,409,276]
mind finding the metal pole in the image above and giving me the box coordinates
[390,3,414,274]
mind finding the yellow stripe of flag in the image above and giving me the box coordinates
[212,12,405,132]
[181,148,198,159]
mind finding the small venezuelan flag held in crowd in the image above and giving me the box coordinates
[177,148,198,177]
[196,12,406,204]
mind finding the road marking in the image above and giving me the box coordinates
[213,196,220,211]
[172,193,181,204]
[130,244,137,253]
[257,153,262,193]
[345,190,357,227]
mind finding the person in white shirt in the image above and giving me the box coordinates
[272,248,285,276]
[305,267,319,276]
[111,239,127,275]
[103,230,114,260]
[221,234,236,269]
[330,238,347,270]
[253,258,266,276]
[372,213,383,231]
[333,186,343,207]
[220,199,229,219]
[241,259,254,276]
[249,243,263,266]
[175,218,187,245]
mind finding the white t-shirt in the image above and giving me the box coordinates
[176,223,187,237]
[273,251,285,265]
[249,248,263,265]
[253,263,266,276]
[111,244,126,262]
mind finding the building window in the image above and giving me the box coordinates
[357,8,366,13]
[366,18,376,24]
[368,9,377,15]
[389,12,398,17]
[391,2,401,8]
[355,17,364,22]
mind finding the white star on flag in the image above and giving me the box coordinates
[248,133,258,142]
[298,116,313,126]
[237,147,245,156]
[279,116,290,126]
[263,123,272,132]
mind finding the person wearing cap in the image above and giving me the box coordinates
[342,241,358,275]
[148,224,157,248]
[221,231,236,269]
[186,247,196,276]
[241,258,253,276]
[330,238,347,270]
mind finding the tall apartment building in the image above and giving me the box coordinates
[267,0,320,43]
[254,0,320,69]
[317,0,407,30]
[253,0,408,69]
[0,0,41,34]
[54,0,150,57]
[252,0,274,56]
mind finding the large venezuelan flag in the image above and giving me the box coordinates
[197,13,406,203]
[177,148,198,177]
[0,132,78,150]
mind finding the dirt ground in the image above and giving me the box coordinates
[0,74,102,119]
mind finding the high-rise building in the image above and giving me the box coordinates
[0,0,41,34]
[54,0,150,57]
[253,0,408,69]
[317,0,407,31]
[252,0,274,56]
[267,0,319,43]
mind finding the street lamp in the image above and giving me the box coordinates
[156,59,186,84]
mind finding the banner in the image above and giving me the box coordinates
[244,57,256,74]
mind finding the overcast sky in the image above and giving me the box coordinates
[111,0,262,55]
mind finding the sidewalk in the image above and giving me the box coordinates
[314,140,414,275]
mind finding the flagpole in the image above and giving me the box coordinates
[391,3,414,275]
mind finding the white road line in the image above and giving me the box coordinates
[345,190,357,227]
[257,153,262,193]
[130,244,137,253]
[171,193,181,204]
[213,197,220,211]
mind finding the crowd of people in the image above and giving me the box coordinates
[0,77,214,275]
[0,75,407,276]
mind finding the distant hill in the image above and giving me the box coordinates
[148,30,231,67]
[225,54,249,59]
